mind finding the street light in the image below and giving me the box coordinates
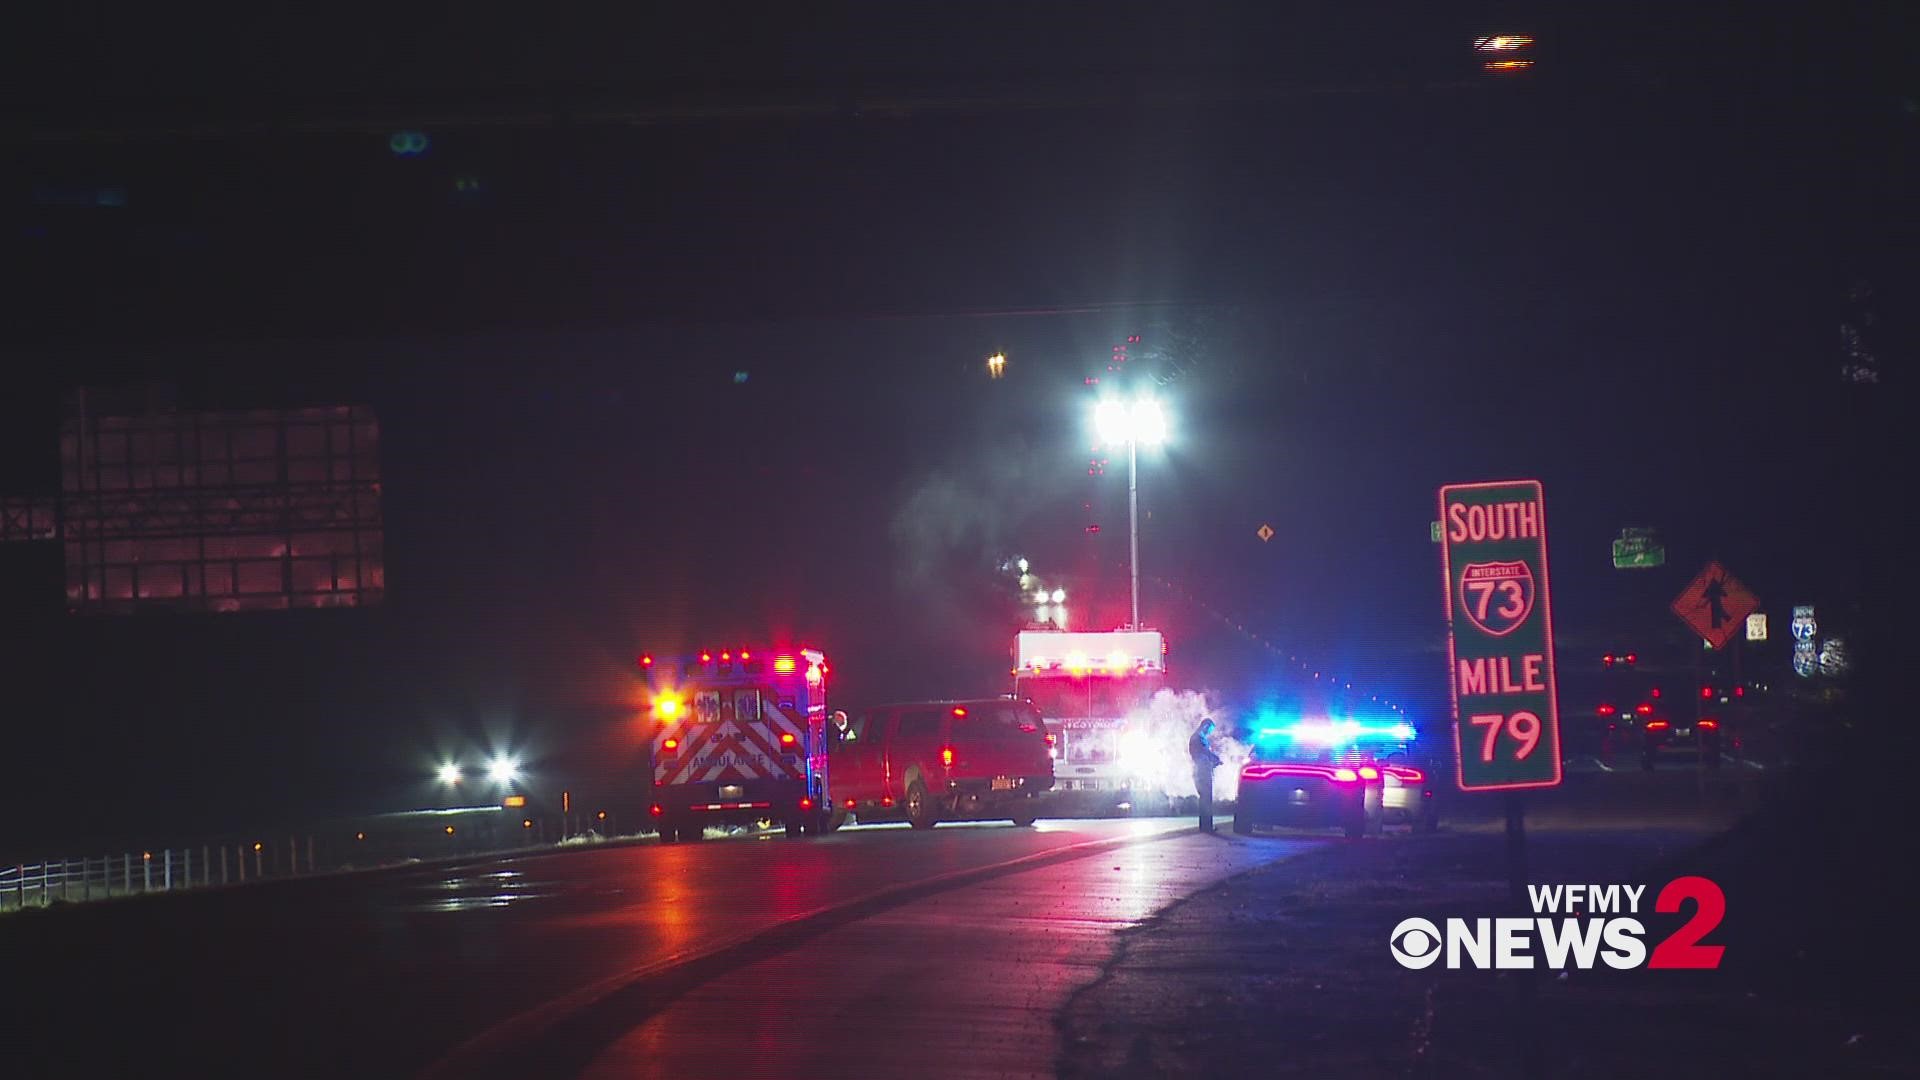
[1092,395,1169,629]
[436,762,462,786]
[487,754,522,786]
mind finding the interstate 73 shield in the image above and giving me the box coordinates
[1458,560,1535,637]
[1439,480,1563,792]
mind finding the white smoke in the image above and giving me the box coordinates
[1116,688,1254,802]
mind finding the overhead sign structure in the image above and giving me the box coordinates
[1439,480,1562,792]
[1745,612,1768,642]
[1671,561,1760,651]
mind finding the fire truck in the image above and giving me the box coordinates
[1012,629,1168,811]
[642,646,836,843]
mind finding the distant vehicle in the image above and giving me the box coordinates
[1011,629,1168,811]
[1233,719,1439,838]
[642,647,836,842]
[1643,681,1735,770]
[831,698,1054,828]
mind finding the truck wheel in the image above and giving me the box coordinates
[1009,800,1038,827]
[681,820,704,842]
[906,781,938,830]
[658,822,679,844]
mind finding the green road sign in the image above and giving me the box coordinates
[1439,479,1563,791]
[1430,520,1443,543]
[1612,537,1666,569]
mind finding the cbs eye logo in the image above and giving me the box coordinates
[1390,917,1444,969]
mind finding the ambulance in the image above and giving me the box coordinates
[642,646,836,843]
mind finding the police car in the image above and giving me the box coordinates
[1232,718,1440,838]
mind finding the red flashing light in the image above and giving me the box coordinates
[1651,687,1662,699]
[740,650,751,662]
[1646,720,1671,731]
[1597,703,1617,717]
[1626,653,1637,664]
[720,651,732,663]
[882,796,894,808]
[774,655,798,674]
[799,797,813,811]
[1603,653,1615,666]
[952,706,968,718]
[779,732,797,747]
[699,651,713,664]
[1045,733,1056,747]
[941,747,954,767]
[649,804,663,817]
[1698,719,1719,730]
[1733,686,1744,698]
[639,654,654,668]
[1636,703,1653,715]
[845,798,857,809]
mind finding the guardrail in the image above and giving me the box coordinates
[2,839,318,914]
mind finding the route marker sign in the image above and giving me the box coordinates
[1671,561,1759,651]
[1439,479,1562,791]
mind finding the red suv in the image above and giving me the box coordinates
[829,699,1054,829]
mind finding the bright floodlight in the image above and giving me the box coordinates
[487,755,522,785]
[1093,396,1168,446]
[436,762,462,786]
[1051,588,1066,603]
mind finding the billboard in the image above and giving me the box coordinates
[48,397,384,613]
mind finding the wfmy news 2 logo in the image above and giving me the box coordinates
[1390,877,1726,971]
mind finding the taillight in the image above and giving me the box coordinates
[1646,721,1671,732]
[662,738,679,751]
[882,796,894,808]
[1596,704,1617,717]
[1698,719,1718,730]
[1357,766,1379,780]
[1332,767,1359,782]
[844,799,857,809]
[1635,703,1653,715]
[1700,686,1712,699]
[941,747,954,767]
[799,797,813,811]
[779,732,797,747]
[649,804,663,817]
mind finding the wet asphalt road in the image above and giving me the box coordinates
[2,817,1318,1078]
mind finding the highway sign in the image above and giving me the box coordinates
[1671,561,1760,650]
[1612,536,1665,568]
[1257,523,1275,543]
[1746,612,1768,642]
[1439,479,1562,792]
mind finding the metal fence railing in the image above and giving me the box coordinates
[1,840,319,914]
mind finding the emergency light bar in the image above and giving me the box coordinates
[1258,720,1417,746]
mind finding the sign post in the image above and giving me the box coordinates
[1439,479,1557,1080]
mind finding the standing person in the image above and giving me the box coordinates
[1189,717,1223,833]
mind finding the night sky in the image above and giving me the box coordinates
[3,4,1909,857]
